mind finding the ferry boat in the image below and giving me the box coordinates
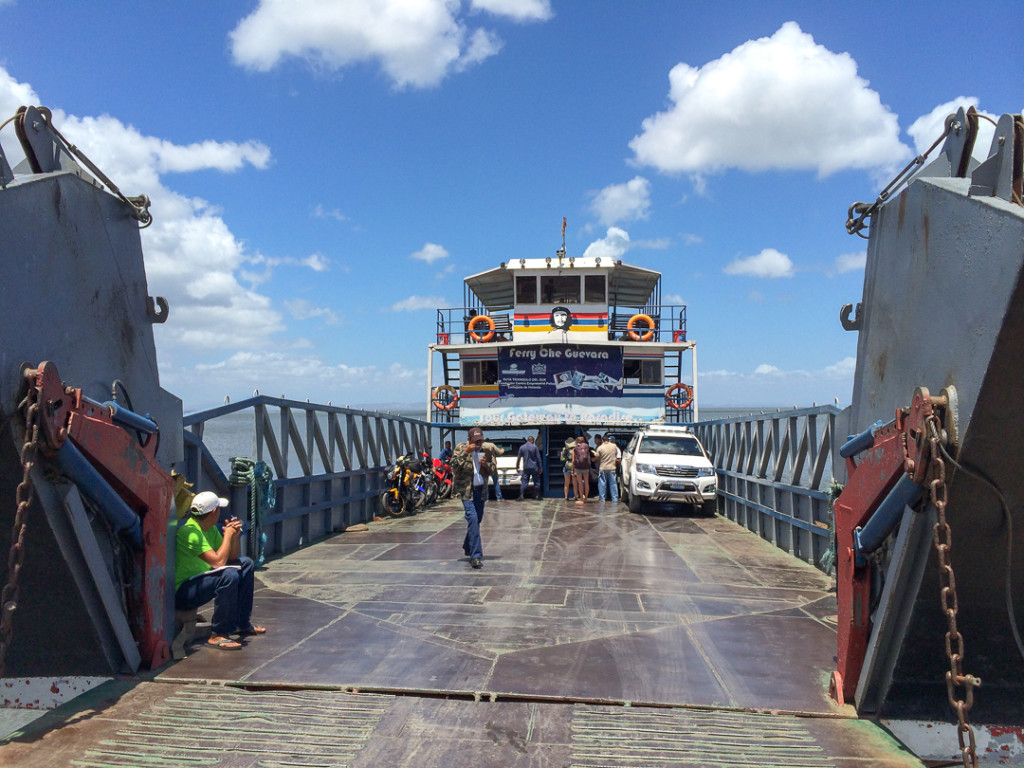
[427,222,696,492]
[3,103,1024,766]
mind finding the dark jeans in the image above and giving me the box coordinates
[462,484,486,559]
[519,468,541,497]
[175,556,256,637]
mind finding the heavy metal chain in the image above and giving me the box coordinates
[0,386,40,678]
[926,413,980,768]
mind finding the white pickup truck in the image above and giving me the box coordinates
[620,424,718,515]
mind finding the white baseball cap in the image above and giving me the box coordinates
[190,491,229,516]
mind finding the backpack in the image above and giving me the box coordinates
[560,445,573,467]
[572,442,591,469]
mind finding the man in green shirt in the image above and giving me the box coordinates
[174,491,265,650]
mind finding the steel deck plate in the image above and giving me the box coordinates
[1,499,925,766]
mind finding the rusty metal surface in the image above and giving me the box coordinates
[1,499,925,765]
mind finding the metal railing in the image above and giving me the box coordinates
[434,304,688,344]
[181,396,436,557]
[692,404,841,570]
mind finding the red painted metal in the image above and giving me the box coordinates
[830,412,906,704]
[31,361,173,669]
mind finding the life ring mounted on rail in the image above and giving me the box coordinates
[468,314,496,342]
[666,382,693,410]
[627,313,655,341]
[432,385,459,411]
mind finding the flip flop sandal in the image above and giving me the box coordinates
[208,637,242,650]
[238,625,266,636]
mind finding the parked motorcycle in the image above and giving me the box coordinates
[380,452,428,518]
[432,457,453,500]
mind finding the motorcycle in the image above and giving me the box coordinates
[380,452,428,518]
[431,457,453,500]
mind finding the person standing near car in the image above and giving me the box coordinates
[450,426,496,569]
[560,437,576,500]
[595,435,619,502]
[516,435,543,499]
[571,435,592,504]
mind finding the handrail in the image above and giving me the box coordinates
[181,396,441,558]
[692,404,841,570]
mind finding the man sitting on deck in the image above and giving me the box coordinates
[174,491,266,651]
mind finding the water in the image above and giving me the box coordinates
[188,406,785,477]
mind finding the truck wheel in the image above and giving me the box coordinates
[700,499,717,517]
[627,490,643,514]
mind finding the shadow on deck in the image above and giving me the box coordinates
[1,499,923,767]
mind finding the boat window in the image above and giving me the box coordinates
[463,360,498,386]
[540,275,580,304]
[584,274,606,304]
[623,358,662,385]
[516,275,538,304]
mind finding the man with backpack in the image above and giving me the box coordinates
[571,436,592,505]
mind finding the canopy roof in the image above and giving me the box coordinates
[465,259,661,310]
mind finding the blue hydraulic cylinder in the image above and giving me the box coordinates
[853,474,925,565]
[103,401,159,436]
[54,439,143,546]
[840,420,887,459]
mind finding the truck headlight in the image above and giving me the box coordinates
[635,463,656,475]
[697,467,715,477]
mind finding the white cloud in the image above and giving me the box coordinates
[724,248,794,278]
[906,98,997,165]
[470,0,552,22]
[582,227,631,261]
[629,22,910,178]
[301,253,330,272]
[284,298,340,325]
[589,176,651,226]
[193,350,422,402]
[229,0,522,89]
[312,204,348,222]
[663,293,686,305]
[411,242,449,264]
[834,250,866,274]
[681,233,703,246]
[700,357,856,407]
[390,295,447,312]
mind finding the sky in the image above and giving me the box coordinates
[1,1,1021,413]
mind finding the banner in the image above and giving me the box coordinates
[498,344,623,399]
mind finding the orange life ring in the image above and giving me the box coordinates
[432,385,459,411]
[468,314,496,342]
[666,383,693,410]
[627,313,655,341]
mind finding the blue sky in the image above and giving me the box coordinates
[1,1,1021,412]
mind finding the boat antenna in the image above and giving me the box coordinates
[556,216,567,260]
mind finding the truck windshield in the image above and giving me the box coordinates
[638,436,704,456]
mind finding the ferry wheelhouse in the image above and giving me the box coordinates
[427,239,697,493]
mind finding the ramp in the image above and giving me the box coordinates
[2,499,924,766]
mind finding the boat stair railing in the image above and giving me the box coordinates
[435,307,514,345]
[182,395,437,558]
[691,404,841,572]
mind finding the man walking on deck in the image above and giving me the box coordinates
[516,435,543,499]
[595,435,619,502]
[451,426,496,569]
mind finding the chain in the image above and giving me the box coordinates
[0,385,41,678]
[926,414,980,768]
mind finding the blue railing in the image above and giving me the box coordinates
[692,404,841,570]
[181,396,437,556]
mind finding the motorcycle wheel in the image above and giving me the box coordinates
[380,489,405,518]
[425,478,438,506]
[437,480,452,500]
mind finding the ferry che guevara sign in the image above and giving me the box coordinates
[498,344,623,398]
